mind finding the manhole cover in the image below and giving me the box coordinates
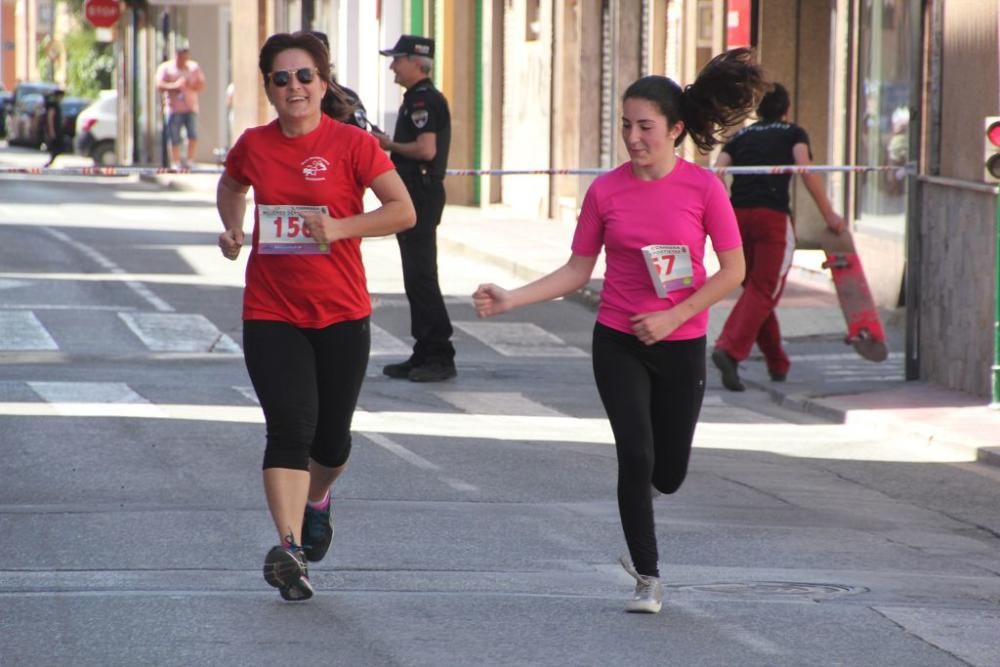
[674,582,868,601]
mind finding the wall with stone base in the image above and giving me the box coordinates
[918,182,996,397]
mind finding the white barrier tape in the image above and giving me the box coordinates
[448,165,911,176]
[0,164,912,177]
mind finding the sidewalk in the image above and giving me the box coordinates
[437,205,1000,468]
[145,169,1000,468]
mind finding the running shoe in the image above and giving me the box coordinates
[619,555,663,614]
[301,500,334,562]
[263,544,314,601]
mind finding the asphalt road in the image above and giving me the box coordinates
[1,150,998,666]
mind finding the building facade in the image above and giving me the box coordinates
[6,0,994,398]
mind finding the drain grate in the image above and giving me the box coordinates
[673,582,868,601]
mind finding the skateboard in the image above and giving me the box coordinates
[819,229,888,362]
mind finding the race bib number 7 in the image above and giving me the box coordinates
[258,204,330,255]
[641,244,694,298]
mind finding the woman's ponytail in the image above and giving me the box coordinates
[679,48,766,152]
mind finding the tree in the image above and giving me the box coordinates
[64,28,114,98]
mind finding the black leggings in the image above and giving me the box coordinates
[592,323,706,578]
[243,318,370,471]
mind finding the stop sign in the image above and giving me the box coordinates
[84,0,121,28]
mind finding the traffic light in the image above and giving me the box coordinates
[984,116,1000,182]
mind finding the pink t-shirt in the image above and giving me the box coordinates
[156,60,205,114]
[572,159,742,341]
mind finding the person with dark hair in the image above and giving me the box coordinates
[474,49,764,614]
[42,89,66,168]
[711,82,845,391]
[216,30,415,601]
[308,30,372,129]
[374,35,456,382]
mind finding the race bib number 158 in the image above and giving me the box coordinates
[258,204,329,254]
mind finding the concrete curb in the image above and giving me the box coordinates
[139,172,218,193]
[738,376,1000,468]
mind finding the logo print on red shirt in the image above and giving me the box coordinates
[301,156,329,181]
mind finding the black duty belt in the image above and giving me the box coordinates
[399,167,444,185]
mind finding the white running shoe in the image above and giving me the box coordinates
[619,555,663,613]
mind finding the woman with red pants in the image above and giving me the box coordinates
[712,83,845,391]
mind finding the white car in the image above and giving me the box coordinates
[74,90,117,165]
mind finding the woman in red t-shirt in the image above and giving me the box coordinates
[217,31,415,602]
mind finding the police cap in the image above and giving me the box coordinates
[379,35,434,59]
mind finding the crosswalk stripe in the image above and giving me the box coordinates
[788,351,904,361]
[27,381,163,417]
[118,313,241,353]
[0,311,58,350]
[453,321,587,357]
[0,397,974,462]
[826,375,902,383]
[824,368,901,375]
[370,323,411,356]
[0,278,33,290]
[233,386,259,404]
[700,395,727,407]
[435,391,566,416]
[0,304,136,311]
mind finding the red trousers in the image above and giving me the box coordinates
[715,207,795,376]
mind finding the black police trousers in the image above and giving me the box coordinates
[397,173,455,365]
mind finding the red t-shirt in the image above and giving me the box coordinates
[225,116,394,327]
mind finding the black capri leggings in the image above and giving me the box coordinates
[243,317,370,471]
[592,323,706,578]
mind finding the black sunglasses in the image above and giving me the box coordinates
[267,67,318,87]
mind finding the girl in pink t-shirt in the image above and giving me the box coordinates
[474,49,765,614]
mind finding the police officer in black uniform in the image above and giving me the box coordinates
[375,35,456,382]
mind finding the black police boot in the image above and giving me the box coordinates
[383,359,415,379]
[408,361,456,383]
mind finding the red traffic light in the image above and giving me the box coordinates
[984,117,1000,182]
[989,120,1000,148]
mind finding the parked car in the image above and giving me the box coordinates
[5,81,58,146]
[6,93,45,146]
[27,95,91,151]
[0,87,12,139]
[75,90,117,165]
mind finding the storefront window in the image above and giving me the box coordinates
[855,0,919,236]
